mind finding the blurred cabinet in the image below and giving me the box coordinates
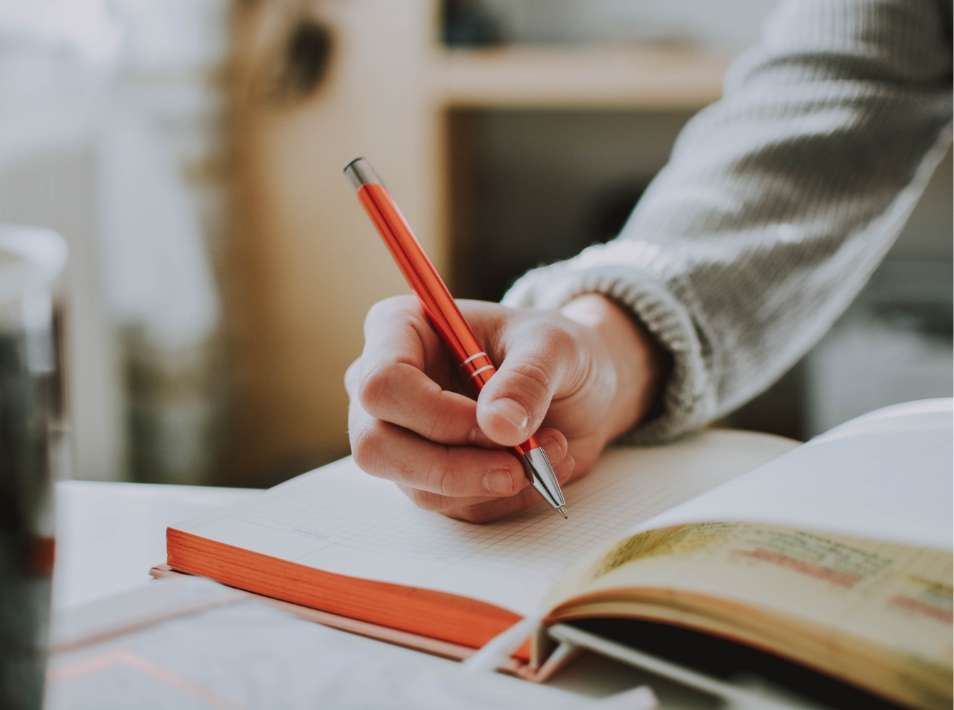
[224,0,727,485]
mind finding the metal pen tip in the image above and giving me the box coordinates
[557,507,568,519]
[520,447,567,514]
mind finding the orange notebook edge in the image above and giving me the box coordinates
[162,527,574,681]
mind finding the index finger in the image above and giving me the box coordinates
[357,296,487,446]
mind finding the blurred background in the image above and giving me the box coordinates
[0,0,949,489]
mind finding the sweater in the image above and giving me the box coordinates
[502,0,953,443]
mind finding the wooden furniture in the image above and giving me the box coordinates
[224,0,728,486]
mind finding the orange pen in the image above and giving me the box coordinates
[344,158,567,518]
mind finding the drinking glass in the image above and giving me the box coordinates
[0,226,68,710]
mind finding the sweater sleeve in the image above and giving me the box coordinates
[502,0,953,444]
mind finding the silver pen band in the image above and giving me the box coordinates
[461,351,488,366]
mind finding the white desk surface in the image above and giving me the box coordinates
[51,479,712,709]
[53,480,257,610]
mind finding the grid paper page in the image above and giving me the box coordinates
[177,430,795,615]
[638,400,953,551]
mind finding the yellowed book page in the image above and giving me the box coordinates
[545,521,953,706]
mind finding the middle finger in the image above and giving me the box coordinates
[350,405,528,497]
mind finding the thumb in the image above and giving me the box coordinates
[475,330,578,446]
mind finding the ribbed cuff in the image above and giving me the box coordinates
[502,256,714,444]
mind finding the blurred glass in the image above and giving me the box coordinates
[0,225,67,710]
[0,0,228,486]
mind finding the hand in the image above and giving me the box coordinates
[345,293,667,522]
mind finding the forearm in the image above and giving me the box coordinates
[505,0,952,442]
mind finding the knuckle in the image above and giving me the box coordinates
[416,416,441,442]
[350,421,383,473]
[506,357,553,402]
[429,449,459,497]
[540,324,575,357]
[344,359,361,394]
[451,505,492,524]
[366,295,416,324]
[404,487,443,512]
[365,296,397,321]
[357,365,395,415]
[420,406,454,442]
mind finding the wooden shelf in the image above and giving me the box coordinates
[225,0,734,484]
[434,46,729,110]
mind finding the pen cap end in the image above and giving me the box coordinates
[344,158,382,189]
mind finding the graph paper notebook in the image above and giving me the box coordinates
[167,400,952,710]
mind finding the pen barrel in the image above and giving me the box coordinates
[355,182,485,367]
[347,159,561,511]
[352,180,539,455]
[460,352,495,390]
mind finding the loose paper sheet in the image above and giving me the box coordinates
[46,583,580,710]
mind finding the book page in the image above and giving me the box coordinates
[171,430,795,616]
[629,399,953,551]
[546,521,952,708]
[563,521,953,661]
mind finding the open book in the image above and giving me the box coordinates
[166,400,952,709]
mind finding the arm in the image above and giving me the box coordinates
[504,0,953,442]
[347,0,950,522]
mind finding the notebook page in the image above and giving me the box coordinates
[631,399,953,550]
[172,430,795,616]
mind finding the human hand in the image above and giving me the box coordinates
[345,293,667,522]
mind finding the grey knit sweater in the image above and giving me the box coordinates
[503,0,953,443]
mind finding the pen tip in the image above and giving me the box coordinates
[558,507,568,519]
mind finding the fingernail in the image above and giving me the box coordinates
[488,398,529,432]
[468,427,493,447]
[537,434,558,454]
[557,455,575,483]
[535,434,566,465]
[483,468,514,495]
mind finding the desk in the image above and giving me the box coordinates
[53,481,736,710]
[53,481,256,610]
[50,480,713,709]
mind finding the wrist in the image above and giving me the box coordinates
[560,293,668,440]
